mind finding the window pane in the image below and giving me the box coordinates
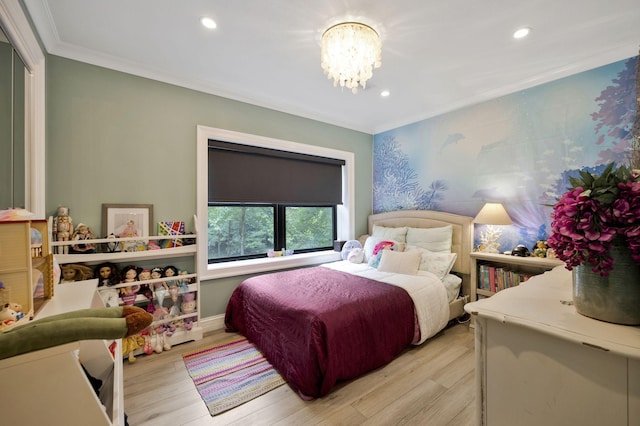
[208,205,274,260]
[285,206,334,251]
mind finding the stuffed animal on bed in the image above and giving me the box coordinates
[347,247,364,263]
[0,306,153,360]
[340,239,362,260]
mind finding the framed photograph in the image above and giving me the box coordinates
[101,204,154,238]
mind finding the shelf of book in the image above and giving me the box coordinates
[470,252,564,301]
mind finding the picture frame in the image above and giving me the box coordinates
[101,204,154,238]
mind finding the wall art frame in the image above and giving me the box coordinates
[101,203,153,238]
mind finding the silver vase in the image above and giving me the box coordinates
[573,243,640,325]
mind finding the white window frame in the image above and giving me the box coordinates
[196,125,354,279]
[0,0,46,216]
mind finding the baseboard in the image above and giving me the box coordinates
[199,314,226,334]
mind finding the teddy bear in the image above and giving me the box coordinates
[0,303,24,328]
[4,301,23,313]
[532,240,548,258]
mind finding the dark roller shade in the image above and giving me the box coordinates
[208,140,345,204]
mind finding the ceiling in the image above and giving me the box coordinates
[23,0,640,134]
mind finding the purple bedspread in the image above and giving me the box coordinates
[224,266,415,398]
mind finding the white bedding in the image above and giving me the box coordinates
[321,260,450,344]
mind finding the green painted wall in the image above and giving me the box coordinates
[0,40,25,210]
[45,55,373,317]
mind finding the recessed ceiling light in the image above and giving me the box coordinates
[513,27,530,39]
[201,17,217,29]
[381,90,390,97]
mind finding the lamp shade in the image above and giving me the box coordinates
[473,203,513,225]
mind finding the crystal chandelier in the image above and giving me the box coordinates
[320,22,382,94]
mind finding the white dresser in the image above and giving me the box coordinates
[464,266,640,426]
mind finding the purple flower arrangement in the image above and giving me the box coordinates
[548,163,640,276]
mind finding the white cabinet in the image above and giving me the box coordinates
[0,279,124,426]
[465,266,640,426]
[52,223,203,356]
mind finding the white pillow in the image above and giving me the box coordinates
[405,245,457,279]
[406,225,453,253]
[372,224,408,242]
[377,250,421,275]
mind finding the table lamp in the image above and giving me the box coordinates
[473,202,513,253]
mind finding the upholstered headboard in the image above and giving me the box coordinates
[367,210,474,297]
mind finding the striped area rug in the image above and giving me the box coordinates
[183,336,285,416]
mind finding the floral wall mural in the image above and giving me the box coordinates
[373,55,638,252]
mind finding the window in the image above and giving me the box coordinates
[197,126,354,279]
[284,206,335,251]
[208,204,274,261]
[206,139,343,264]
[207,204,335,262]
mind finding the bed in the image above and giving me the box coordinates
[224,210,474,399]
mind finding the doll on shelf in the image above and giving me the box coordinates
[104,233,120,253]
[60,263,94,282]
[119,265,141,305]
[149,267,169,312]
[181,292,197,331]
[136,268,154,313]
[94,262,119,287]
[53,206,73,254]
[60,265,78,283]
[164,265,179,284]
[178,270,191,293]
[164,265,179,291]
[137,268,151,283]
[70,223,96,254]
[163,266,179,315]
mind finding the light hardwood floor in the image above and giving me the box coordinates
[123,320,476,426]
